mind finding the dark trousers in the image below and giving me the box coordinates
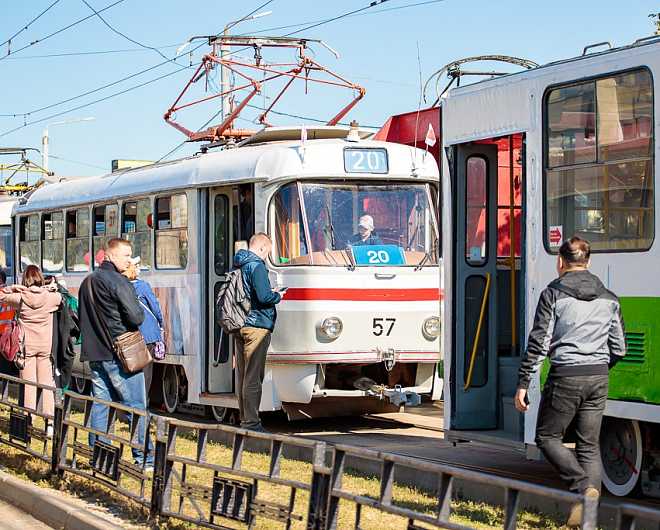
[235,327,271,428]
[535,374,608,492]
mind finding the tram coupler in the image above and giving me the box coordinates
[383,385,421,407]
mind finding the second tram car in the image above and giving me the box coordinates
[13,126,442,420]
[440,37,660,497]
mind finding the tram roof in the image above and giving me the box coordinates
[15,135,438,214]
[441,36,660,145]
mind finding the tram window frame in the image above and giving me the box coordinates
[92,203,119,268]
[154,193,188,270]
[18,214,40,272]
[542,67,655,253]
[65,208,91,273]
[122,198,153,270]
[41,210,64,274]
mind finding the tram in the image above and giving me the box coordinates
[0,197,14,279]
[12,125,442,420]
[438,37,660,497]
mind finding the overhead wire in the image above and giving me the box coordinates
[80,0,174,63]
[48,154,107,171]
[0,0,126,62]
[0,64,195,138]
[0,45,180,60]
[0,0,274,122]
[1,0,63,49]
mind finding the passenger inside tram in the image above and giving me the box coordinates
[345,215,382,247]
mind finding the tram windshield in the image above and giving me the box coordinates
[270,181,439,266]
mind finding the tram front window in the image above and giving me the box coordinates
[270,181,439,266]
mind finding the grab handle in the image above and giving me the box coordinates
[464,272,491,391]
[582,41,612,56]
[375,273,396,280]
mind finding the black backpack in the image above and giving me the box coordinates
[216,269,251,334]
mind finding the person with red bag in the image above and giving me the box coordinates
[0,265,61,430]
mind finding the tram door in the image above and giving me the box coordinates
[207,189,233,393]
[452,144,499,429]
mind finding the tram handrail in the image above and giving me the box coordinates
[464,271,491,391]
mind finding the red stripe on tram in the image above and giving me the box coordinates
[282,288,442,302]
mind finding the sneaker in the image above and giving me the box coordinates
[143,464,154,474]
[566,487,599,528]
[244,424,270,434]
[46,425,54,439]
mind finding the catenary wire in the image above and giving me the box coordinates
[1,0,63,49]
[0,45,179,60]
[0,0,126,62]
[48,154,107,171]
[0,64,195,138]
[80,0,173,63]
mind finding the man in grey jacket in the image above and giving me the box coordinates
[514,236,626,526]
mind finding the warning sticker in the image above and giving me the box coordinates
[549,225,563,247]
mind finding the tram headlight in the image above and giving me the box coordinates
[320,317,343,339]
[423,316,441,340]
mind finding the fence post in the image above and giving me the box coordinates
[50,402,63,475]
[149,416,168,519]
[306,441,331,530]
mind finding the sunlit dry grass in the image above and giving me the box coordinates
[0,406,566,529]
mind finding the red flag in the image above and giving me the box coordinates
[424,123,437,147]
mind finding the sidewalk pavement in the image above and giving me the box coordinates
[0,470,123,530]
[0,498,51,529]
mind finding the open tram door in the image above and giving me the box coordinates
[449,135,525,440]
[205,184,254,420]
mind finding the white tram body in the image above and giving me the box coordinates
[13,127,442,419]
[440,38,660,496]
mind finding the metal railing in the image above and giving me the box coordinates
[0,372,657,529]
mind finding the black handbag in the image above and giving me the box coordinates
[88,279,152,373]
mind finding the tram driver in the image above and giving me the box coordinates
[347,215,382,247]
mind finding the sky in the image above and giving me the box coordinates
[1,0,658,178]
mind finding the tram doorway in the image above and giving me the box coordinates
[206,185,255,395]
[451,134,525,437]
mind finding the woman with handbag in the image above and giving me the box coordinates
[123,258,165,396]
[0,265,61,431]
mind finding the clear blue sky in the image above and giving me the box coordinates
[1,0,658,177]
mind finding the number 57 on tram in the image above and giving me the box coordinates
[12,126,442,421]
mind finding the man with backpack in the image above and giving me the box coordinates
[229,233,283,432]
[514,236,626,527]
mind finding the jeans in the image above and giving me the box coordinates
[535,374,608,492]
[235,327,271,429]
[88,360,153,466]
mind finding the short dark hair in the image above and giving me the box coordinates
[0,270,6,285]
[559,236,591,267]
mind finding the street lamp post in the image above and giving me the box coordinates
[42,117,95,172]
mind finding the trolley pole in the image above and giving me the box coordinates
[219,10,272,122]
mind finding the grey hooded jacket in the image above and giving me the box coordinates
[517,270,626,390]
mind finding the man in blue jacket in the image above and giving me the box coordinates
[233,233,283,431]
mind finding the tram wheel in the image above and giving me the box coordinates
[71,375,89,395]
[209,406,228,423]
[162,365,180,414]
[600,417,643,496]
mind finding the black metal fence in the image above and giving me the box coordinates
[0,372,657,529]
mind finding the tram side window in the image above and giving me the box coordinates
[19,214,40,272]
[544,69,654,251]
[66,208,90,272]
[0,226,12,276]
[92,204,119,267]
[42,211,64,273]
[270,183,309,265]
[155,194,188,269]
[122,199,152,270]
